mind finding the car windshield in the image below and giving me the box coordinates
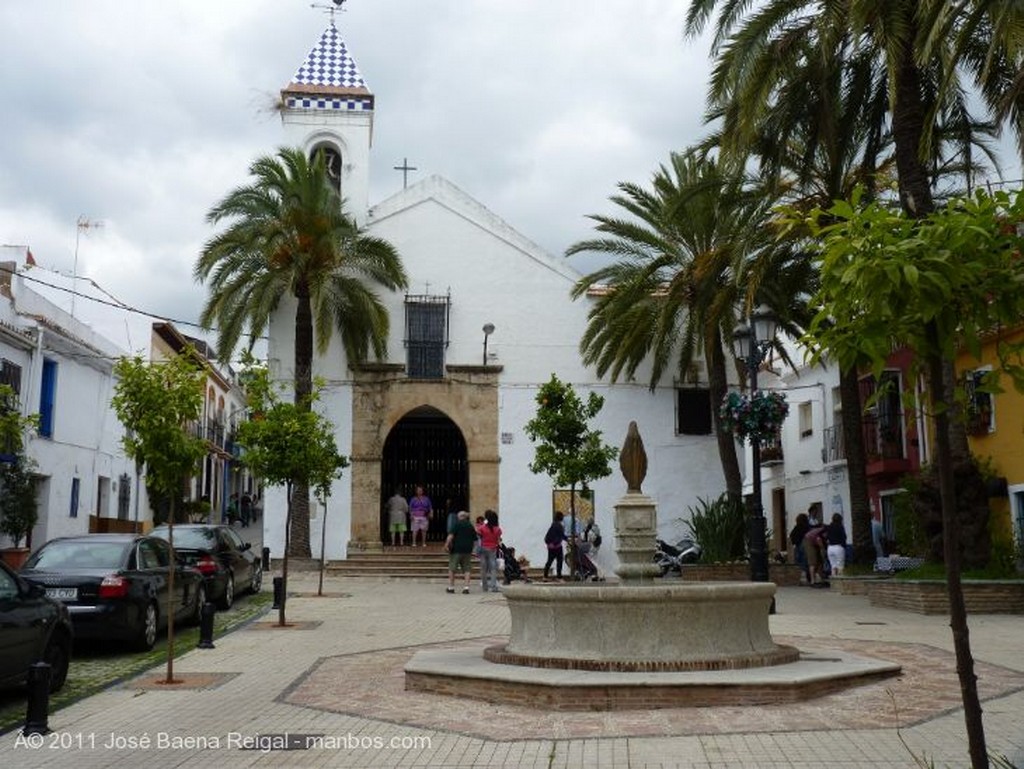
[151,527,218,550]
[25,540,127,570]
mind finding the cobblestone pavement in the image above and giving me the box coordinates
[0,573,1021,769]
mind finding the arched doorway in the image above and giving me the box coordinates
[380,406,468,543]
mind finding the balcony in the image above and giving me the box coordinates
[760,433,784,465]
[863,413,910,476]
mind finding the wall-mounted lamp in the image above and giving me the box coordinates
[482,323,495,366]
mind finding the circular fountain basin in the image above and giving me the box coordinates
[486,581,798,671]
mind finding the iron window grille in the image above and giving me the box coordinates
[404,293,450,379]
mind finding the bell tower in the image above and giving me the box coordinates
[280,17,373,221]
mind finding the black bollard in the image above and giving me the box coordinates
[272,576,283,609]
[23,662,51,736]
[197,602,216,649]
[262,546,271,572]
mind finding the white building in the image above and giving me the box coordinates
[0,256,145,548]
[747,358,851,556]
[263,22,730,566]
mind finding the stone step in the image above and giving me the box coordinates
[327,549,482,579]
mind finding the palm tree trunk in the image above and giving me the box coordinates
[707,331,742,502]
[290,280,313,558]
[839,366,873,563]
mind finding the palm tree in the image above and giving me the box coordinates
[567,150,782,504]
[196,146,408,556]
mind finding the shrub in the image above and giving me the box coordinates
[685,494,746,563]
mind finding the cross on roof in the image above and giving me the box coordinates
[311,0,347,25]
[394,157,418,190]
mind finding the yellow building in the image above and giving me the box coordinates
[956,325,1024,549]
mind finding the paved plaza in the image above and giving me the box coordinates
[1,570,1022,769]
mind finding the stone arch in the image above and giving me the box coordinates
[349,368,500,551]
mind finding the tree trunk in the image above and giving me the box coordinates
[925,325,987,769]
[290,279,313,558]
[707,330,742,502]
[839,365,873,563]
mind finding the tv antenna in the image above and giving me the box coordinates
[311,0,347,24]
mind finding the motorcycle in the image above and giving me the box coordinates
[653,537,702,576]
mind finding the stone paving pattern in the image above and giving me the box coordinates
[0,575,1021,768]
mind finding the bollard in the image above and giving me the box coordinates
[197,602,216,649]
[272,576,283,609]
[23,662,51,736]
[262,546,271,572]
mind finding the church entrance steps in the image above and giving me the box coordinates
[327,546,480,579]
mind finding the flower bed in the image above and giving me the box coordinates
[867,579,1024,614]
[680,562,803,587]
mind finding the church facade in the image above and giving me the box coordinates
[263,22,730,565]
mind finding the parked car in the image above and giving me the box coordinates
[150,524,262,610]
[20,534,205,651]
[0,559,73,692]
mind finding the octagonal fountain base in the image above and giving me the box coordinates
[404,581,901,710]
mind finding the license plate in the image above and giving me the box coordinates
[46,587,78,601]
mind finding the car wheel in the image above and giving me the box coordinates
[189,584,206,626]
[43,634,71,693]
[250,562,262,594]
[134,602,158,651]
[217,573,234,610]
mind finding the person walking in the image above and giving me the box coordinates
[825,513,848,577]
[445,511,477,594]
[386,487,409,547]
[789,512,811,585]
[409,485,433,547]
[543,511,567,581]
[240,492,252,528]
[476,509,502,592]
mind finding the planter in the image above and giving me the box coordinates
[680,562,803,587]
[0,547,30,570]
[867,579,1024,615]
[829,574,892,596]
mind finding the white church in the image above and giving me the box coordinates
[262,21,730,566]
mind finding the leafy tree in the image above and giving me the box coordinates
[796,187,1024,769]
[524,375,618,574]
[111,354,207,683]
[0,385,40,549]
[196,146,407,557]
[235,365,348,626]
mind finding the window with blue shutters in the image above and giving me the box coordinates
[39,358,57,438]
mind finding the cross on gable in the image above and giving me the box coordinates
[394,157,418,189]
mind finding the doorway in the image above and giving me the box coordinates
[380,406,468,543]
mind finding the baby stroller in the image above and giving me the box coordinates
[569,539,599,581]
[500,542,529,584]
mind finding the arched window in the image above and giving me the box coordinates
[311,144,342,193]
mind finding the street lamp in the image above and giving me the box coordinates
[482,323,495,365]
[731,304,778,585]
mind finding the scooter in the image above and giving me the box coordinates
[653,537,702,576]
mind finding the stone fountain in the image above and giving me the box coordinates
[405,422,899,709]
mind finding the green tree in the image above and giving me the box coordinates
[235,365,348,626]
[524,375,618,574]
[196,146,407,557]
[111,354,207,683]
[797,188,1024,769]
[0,384,40,549]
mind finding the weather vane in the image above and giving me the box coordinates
[310,0,347,24]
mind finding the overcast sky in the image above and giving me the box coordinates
[0,0,713,354]
[1,1,1021,358]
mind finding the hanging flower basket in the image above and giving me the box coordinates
[719,391,789,444]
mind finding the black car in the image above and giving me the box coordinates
[150,524,262,610]
[20,534,206,651]
[0,559,72,692]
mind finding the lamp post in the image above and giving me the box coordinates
[482,323,495,365]
[731,304,778,585]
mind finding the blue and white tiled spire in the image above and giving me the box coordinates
[282,23,374,112]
